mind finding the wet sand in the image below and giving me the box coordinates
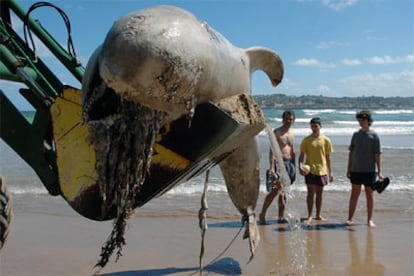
[1,195,413,276]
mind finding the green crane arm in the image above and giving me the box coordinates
[0,0,85,195]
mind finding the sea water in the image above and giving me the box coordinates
[170,108,414,196]
[1,108,413,216]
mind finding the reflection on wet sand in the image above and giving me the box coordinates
[260,223,297,275]
[259,220,360,275]
[259,221,309,275]
[347,228,385,275]
[306,227,323,272]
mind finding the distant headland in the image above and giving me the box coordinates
[253,94,414,110]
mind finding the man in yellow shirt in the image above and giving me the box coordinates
[298,117,334,225]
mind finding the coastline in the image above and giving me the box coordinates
[253,95,414,110]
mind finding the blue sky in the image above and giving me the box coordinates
[2,0,413,110]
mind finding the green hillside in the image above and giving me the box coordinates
[253,94,414,109]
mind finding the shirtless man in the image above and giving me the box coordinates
[259,110,296,224]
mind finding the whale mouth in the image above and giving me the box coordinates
[84,91,168,214]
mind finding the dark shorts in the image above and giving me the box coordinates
[305,173,328,186]
[275,160,296,184]
[350,172,376,186]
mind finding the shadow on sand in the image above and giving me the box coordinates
[201,219,362,232]
[274,220,363,232]
[100,257,242,276]
[206,221,244,229]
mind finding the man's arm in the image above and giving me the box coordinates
[269,129,280,172]
[375,153,382,180]
[291,133,296,165]
[346,151,352,179]
[326,154,333,182]
[298,151,305,175]
[269,148,275,172]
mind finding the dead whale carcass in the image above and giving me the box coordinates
[55,5,283,268]
[84,5,283,118]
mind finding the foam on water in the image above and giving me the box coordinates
[374,109,413,114]
[8,186,48,195]
[259,127,414,137]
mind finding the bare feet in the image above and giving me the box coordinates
[346,219,353,226]
[368,220,376,227]
[277,217,288,224]
[258,213,266,225]
[305,217,312,225]
[315,216,327,221]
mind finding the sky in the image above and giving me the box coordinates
[1,0,413,110]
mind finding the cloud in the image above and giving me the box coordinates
[293,58,336,69]
[363,28,377,34]
[316,41,339,49]
[279,83,336,97]
[337,70,414,97]
[366,55,414,65]
[365,35,385,41]
[321,0,359,11]
[339,55,414,66]
[275,78,298,91]
[342,59,361,66]
[294,58,319,66]
[303,84,335,96]
[315,84,333,94]
[316,41,350,49]
[362,27,385,41]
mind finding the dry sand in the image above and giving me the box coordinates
[1,196,413,276]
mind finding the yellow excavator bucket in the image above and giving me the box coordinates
[50,86,97,202]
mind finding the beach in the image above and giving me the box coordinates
[0,190,413,275]
[1,108,413,275]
